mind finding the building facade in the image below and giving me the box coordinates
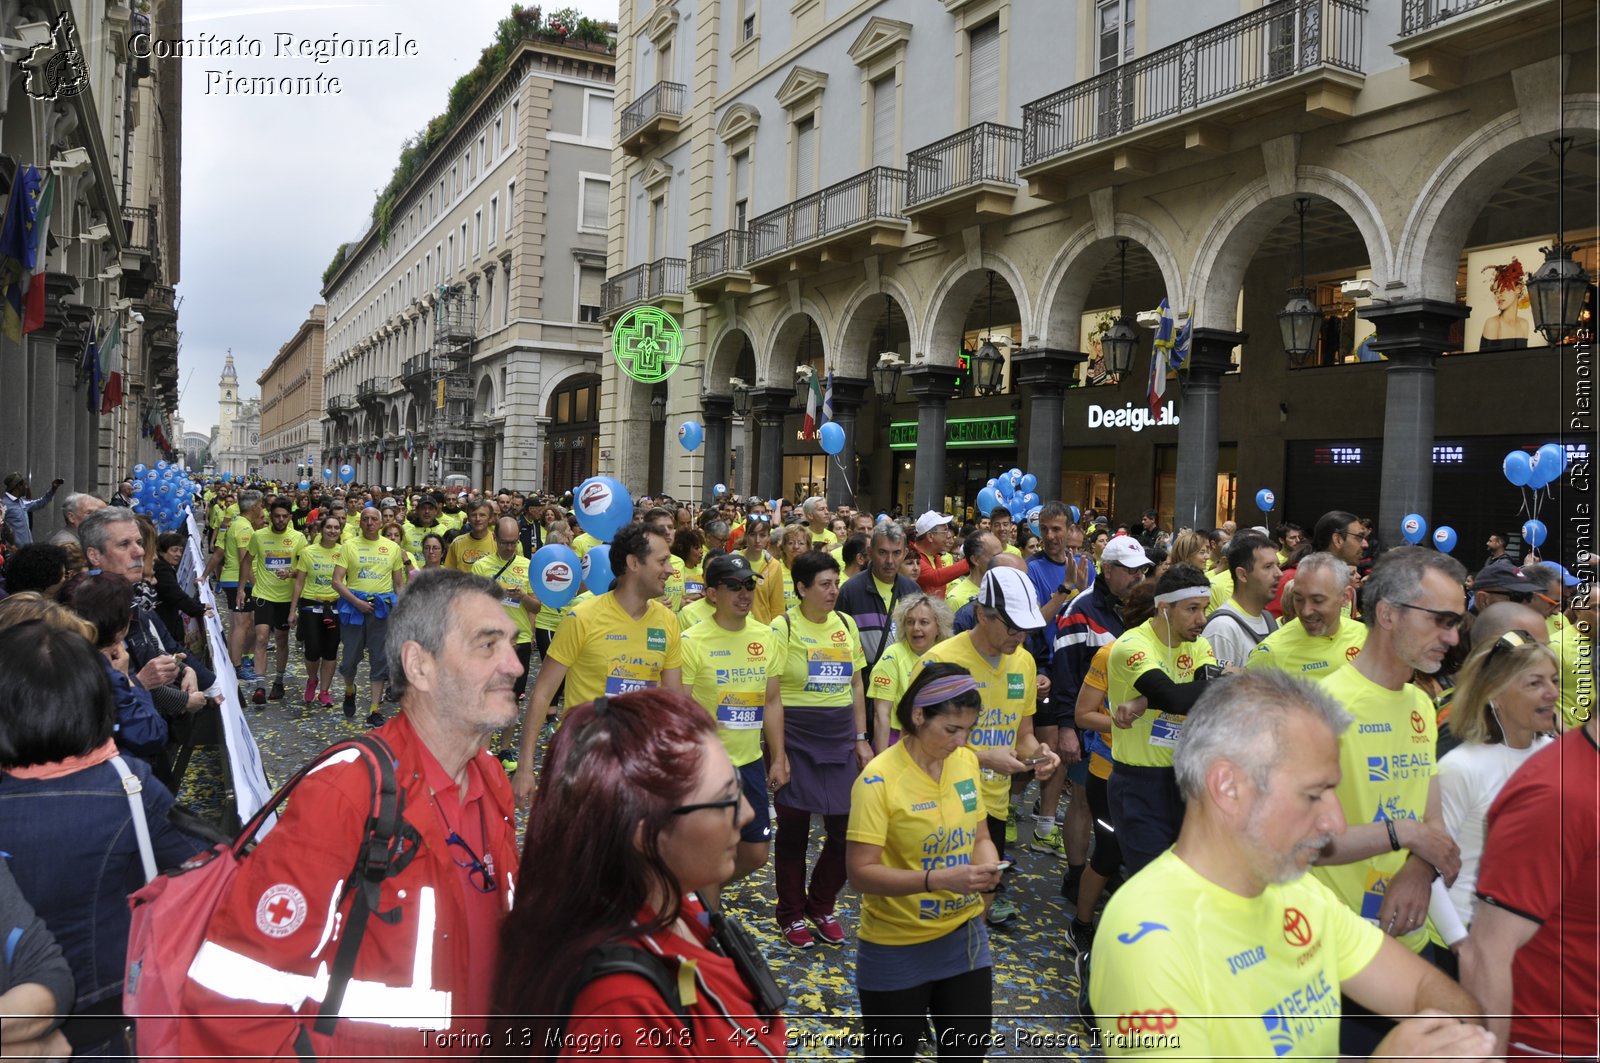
[603,0,1595,561]
[320,37,616,495]
[210,353,258,478]
[0,0,185,534]
[257,304,326,482]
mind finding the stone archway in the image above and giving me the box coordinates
[924,254,1031,369]
[1037,216,1185,347]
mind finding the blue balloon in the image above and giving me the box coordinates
[1432,525,1458,553]
[130,480,145,494]
[976,487,999,514]
[530,544,583,608]
[1255,488,1277,513]
[876,513,889,523]
[1021,492,1040,509]
[221,471,234,483]
[582,544,614,594]
[1503,450,1532,487]
[1400,513,1428,545]
[1020,473,1038,495]
[156,460,169,470]
[996,478,1014,501]
[323,468,334,480]
[573,476,633,543]
[298,479,311,491]
[1530,443,1566,489]
[1069,505,1081,523]
[678,421,704,452]
[132,463,147,477]
[1522,518,1548,548]
[819,421,845,455]
[714,483,728,498]
[339,464,355,484]
[985,478,997,489]
[1009,468,1023,480]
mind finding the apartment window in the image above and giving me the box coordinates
[447,235,455,274]
[649,196,667,260]
[483,272,494,332]
[451,165,458,198]
[473,209,482,255]
[488,196,498,246]
[578,266,604,322]
[506,180,516,233]
[503,260,513,325]
[510,99,519,142]
[1098,0,1134,71]
[743,12,756,41]
[495,116,503,150]
[967,20,1000,124]
[871,76,896,167]
[479,133,488,170]
[793,115,816,197]
[584,92,613,141]
[581,177,609,232]
[460,223,468,267]
[732,151,750,229]
[435,243,443,283]
[656,39,673,82]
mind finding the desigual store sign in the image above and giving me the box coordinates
[1087,401,1179,432]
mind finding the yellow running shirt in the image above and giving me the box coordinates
[772,609,864,708]
[1091,850,1384,1059]
[401,520,442,558]
[680,563,705,601]
[918,632,1037,818]
[444,531,501,572]
[1106,620,1217,768]
[677,597,715,631]
[572,531,601,559]
[680,617,779,766]
[248,527,307,603]
[1313,665,1438,952]
[847,743,986,946]
[1551,617,1593,728]
[547,592,682,706]
[220,516,255,585]
[293,541,343,602]
[662,557,686,613]
[1084,643,1116,780]
[945,576,981,616]
[472,553,535,645]
[336,536,405,595]
[869,641,923,719]
[437,508,467,532]
[1246,617,1367,680]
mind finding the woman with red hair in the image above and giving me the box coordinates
[495,688,788,1059]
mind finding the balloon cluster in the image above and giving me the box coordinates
[128,460,198,534]
[521,474,638,608]
[976,469,1044,531]
[1503,443,1565,551]
[1400,512,1459,553]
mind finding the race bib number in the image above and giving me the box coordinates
[502,592,521,608]
[716,691,764,730]
[805,647,852,691]
[1149,713,1184,748]
[685,580,705,595]
[265,555,292,572]
[605,675,657,696]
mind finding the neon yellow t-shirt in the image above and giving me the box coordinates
[847,743,986,945]
[1085,643,1115,780]
[1207,567,1234,612]
[918,632,1037,818]
[339,519,361,544]
[945,576,981,616]
[741,550,771,578]
[677,597,715,631]
[771,609,864,708]
[869,641,922,718]
[472,553,535,645]
[402,519,443,558]
[680,563,706,600]
[1002,544,1023,558]
[1246,617,1367,680]
[1313,665,1438,953]
[572,531,601,559]
[536,588,592,632]
[220,516,255,585]
[662,557,685,613]
[680,617,778,766]
[445,530,501,572]
[293,541,343,602]
[547,592,682,707]
[437,509,467,532]
[248,527,307,603]
[1106,620,1217,768]
[808,528,839,552]
[335,535,405,595]
[1551,618,1593,728]
[1091,850,1384,1059]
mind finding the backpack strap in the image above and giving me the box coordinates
[552,942,689,1043]
[1209,606,1276,648]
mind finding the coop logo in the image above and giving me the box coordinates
[579,481,612,514]
[540,562,573,592]
[1087,401,1179,433]
[1116,1010,1177,1035]
[22,13,90,102]
[1124,651,1148,667]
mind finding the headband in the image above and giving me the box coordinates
[912,673,980,709]
[1154,586,1211,606]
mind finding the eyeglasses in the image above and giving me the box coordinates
[1340,528,1370,543]
[445,830,498,893]
[1535,592,1562,609]
[747,514,771,522]
[671,791,743,818]
[1390,601,1466,631]
[718,579,758,592]
[1483,628,1533,665]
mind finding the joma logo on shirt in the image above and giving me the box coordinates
[1227,944,1267,975]
[910,800,937,812]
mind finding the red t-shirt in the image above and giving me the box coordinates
[1475,725,1600,1058]
[563,896,788,1060]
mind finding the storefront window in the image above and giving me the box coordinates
[1155,444,1237,531]
[784,454,828,502]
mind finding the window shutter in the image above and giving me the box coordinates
[579,267,603,306]
[794,117,816,196]
[583,180,608,230]
[872,78,896,167]
[968,21,1000,124]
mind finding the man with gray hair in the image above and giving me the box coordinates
[1091,671,1490,1061]
[1518,561,1566,629]
[801,496,836,551]
[49,492,106,546]
[1246,552,1367,680]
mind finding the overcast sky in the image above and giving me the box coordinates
[175,0,616,436]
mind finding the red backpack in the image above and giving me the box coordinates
[124,734,415,1062]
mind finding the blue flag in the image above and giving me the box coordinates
[81,320,100,414]
[0,165,43,341]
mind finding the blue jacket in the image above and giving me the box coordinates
[1,486,57,547]
[105,662,168,759]
[1049,574,1128,728]
[835,571,921,682]
[0,757,207,1008]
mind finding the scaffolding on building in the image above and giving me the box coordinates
[427,283,477,476]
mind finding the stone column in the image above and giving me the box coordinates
[905,365,962,515]
[749,387,793,502]
[823,376,870,510]
[1357,300,1471,541]
[1011,349,1086,504]
[471,436,485,491]
[702,394,734,504]
[1173,329,1247,531]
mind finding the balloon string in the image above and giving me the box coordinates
[833,453,854,501]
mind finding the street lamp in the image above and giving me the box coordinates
[873,353,904,404]
[1527,138,1592,344]
[795,364,815,408]
[972,271,1005,396]
[649,392,666,424]
[1102,239,1139,375]
[1278,198,1322,366]
[730,377,751,417]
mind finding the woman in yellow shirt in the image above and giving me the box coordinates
[740,517,774,578]
[870,593,953,747]
[289,514,346,708]
[846,661,1002,1060]
[753,524,810,624]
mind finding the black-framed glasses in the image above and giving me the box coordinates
[1340,527,1370,543]
[445,830,498,893]
[718,578,758,592]
[671,792,743,818]
[1391,601,1467,631]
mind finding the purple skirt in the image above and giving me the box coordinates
[777,701,856,815]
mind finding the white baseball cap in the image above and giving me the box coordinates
[914,511,954,537]
[1100,535,1152,569]
[977,567,1047,630]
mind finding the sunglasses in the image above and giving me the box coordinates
[1390,601,1466,631]
[718,578,758,592]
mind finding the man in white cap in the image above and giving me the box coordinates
[918,566,1061,925]
[910,510,969,599]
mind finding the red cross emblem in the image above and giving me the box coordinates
[255,884,307,938]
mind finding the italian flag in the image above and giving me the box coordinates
[802,368,824,439]
[22,173,55,335]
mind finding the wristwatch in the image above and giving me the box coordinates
[1057,583,1077,597]
[855,732,869,741]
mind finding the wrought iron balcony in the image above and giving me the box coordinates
[746,167,909,284]
[620,81,686,156]
[356,377,385,407]
[600,258,686,320]
[400,352,433,385]
[904,123,1022,235]
[689,229,753,301]
[327,394,354,413]
[121,205,158,256]
[1019,0,1365,198]
[1394,0,1570,88]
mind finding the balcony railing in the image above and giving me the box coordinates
[357,377,383,403]
[401,352,432,382]
[1400,0,1503,33]
[907,123,1022,208]
[327,394,354,413]
[1022,0,1365,167]
[601,258,687,315]
[122,205,158,257]
[748,167,908,263]
[690,229,753,285]
[621,81,686,138]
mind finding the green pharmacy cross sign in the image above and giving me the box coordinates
[612,306,684,383]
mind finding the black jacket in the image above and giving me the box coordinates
[835,571,921,680]
[153,557,206,645]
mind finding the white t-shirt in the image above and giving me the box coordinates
[1436,737,1554,926]
[1201,600,1276,668]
